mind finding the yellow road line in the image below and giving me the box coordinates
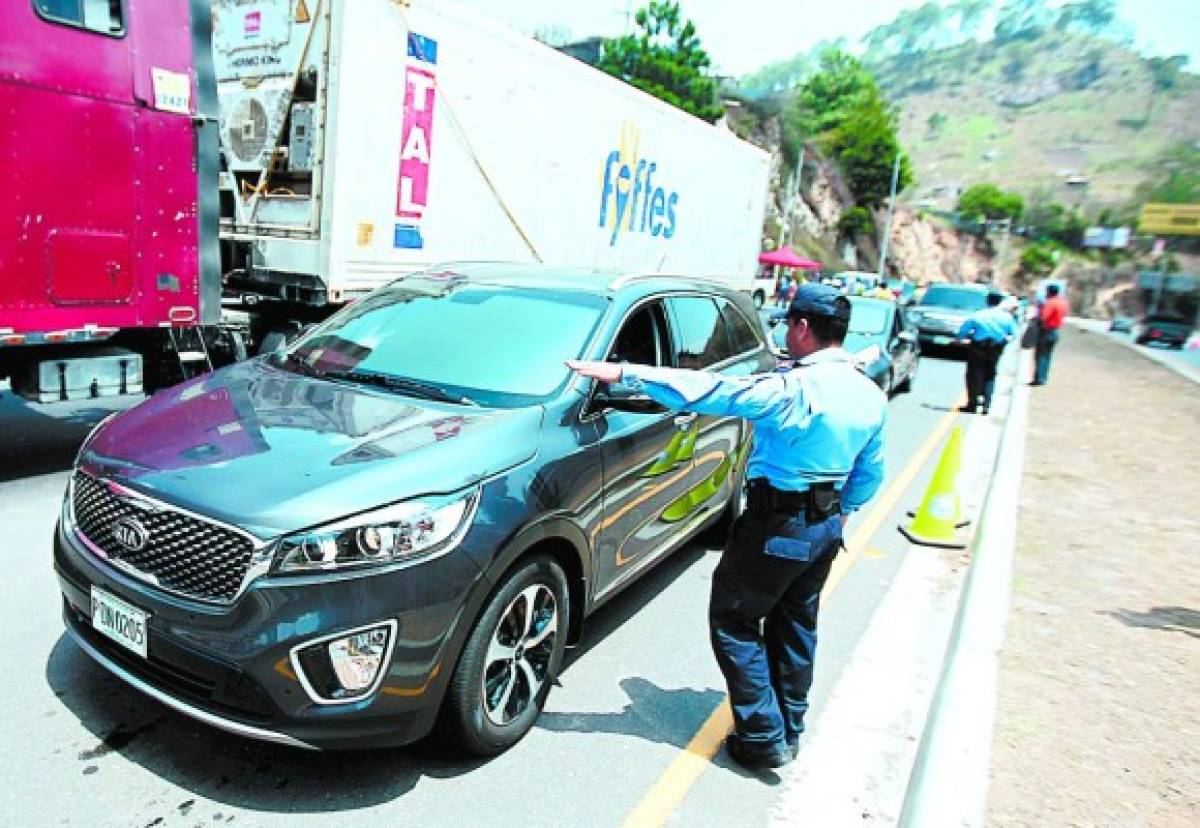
[621,401,963,828]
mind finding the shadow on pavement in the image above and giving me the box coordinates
[44,635,484,813]
[539,677,782,785]
[44,538,720,811]
[538,676,723,749]
[1103,606,1200,639]
[0,392,138,482]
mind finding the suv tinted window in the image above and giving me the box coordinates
[718,299,761,356]
[608,302,669,367]
[34,0,124,35]
[667,296,732,369]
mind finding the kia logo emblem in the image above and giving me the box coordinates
[112,517,149,553]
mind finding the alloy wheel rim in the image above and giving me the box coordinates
[482,583,558,726]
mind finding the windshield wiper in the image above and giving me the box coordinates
[319,370,477,406]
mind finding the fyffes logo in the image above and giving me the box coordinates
[598,123,679,247]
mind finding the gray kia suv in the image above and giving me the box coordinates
[54,264,772,753]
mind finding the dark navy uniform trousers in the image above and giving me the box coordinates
[709,508,842,750]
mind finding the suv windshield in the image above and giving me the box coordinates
[272,280,608,407]
[920,286,988,311]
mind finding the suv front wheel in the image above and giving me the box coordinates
[443,555,569,755]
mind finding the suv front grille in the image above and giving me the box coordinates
[71,473,258,603]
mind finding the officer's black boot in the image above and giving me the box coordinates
[724,736,793,770]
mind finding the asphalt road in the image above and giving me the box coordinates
[0,348,999,828]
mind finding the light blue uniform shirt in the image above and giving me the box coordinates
[621,348,887,514]
[956,306,1018,343]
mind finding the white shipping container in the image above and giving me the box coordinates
[213,0,770,303]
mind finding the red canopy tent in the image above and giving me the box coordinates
[758,246,822,269]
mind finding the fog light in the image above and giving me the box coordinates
[327,625,393,693]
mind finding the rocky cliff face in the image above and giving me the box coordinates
[726,106,999,285]
[884,207,1002,287]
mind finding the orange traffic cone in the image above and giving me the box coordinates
[899,426,971,548]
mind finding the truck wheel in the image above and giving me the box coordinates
[752,290,766,309]
[442,555,568,756]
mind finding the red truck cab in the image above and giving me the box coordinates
[0,0,220,401]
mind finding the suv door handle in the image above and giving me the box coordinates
[674,413,697,430]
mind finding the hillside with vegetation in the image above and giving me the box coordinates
[594,1,1198,316]
[738,0,1200,216]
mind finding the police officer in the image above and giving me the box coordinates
[956,291,1017,415]
[567,284,887,770]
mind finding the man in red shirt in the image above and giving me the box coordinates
[1033,284,1069,385]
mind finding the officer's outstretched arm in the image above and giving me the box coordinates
[841,419,886,513]
[567,360,797,421]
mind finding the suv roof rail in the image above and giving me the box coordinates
[607,273,736,291]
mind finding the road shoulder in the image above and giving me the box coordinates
[987,327,1200,825]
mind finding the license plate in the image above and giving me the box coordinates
[933,335,954,345]
[91,586,149,659]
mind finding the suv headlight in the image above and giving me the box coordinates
[906,309,924,323]
[274,488,479,574]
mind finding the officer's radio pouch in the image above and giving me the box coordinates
[808,482,840,522]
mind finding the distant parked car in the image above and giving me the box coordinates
[1133,314,1193,349]
[766,297,919,395]
[1109,317,1134,334]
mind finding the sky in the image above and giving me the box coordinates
[453,0,1200,77]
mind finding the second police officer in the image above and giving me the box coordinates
[568,283,887,770]
[956,291,1017,415]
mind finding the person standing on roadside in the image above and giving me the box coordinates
[567,285,887,771]
[1033,284,1069,385]
[956,291,1017,414]
[776,273,793,307]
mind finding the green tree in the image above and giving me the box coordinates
[838,206,875,238]
[958,183,1024,221]
[951,0,994,37]
[828,89,913,206]
[1136,143,1200,205]
[883,2,951,54]
[1024,195,1089,246]
[598,1,723,123]
[1138,54,1188,127]
[1003,42,1033,81]
[736,53,814,98]
[787,47,877,135]
[1148,54,1189,93]
[1020,242,1057,275]
[781,48,912,205]
[1055,0,1116,33]
[994,0,1053,43]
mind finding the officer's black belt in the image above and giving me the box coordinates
[746,478,841,520]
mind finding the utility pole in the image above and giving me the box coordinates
[996,217,1012,286]
[877,151,902,281]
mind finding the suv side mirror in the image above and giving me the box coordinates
[592,383,666,415]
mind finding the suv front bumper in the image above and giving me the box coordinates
[54,519,489,750]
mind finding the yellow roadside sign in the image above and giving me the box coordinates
[1139,203,1200,236]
